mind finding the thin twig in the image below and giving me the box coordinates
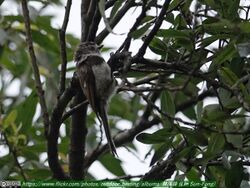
[3,132,27,181]
[118,0,149,51]
[59,0,72,95]
[21,0,50,136]
[136,0,179,57]
[96,0,135,44]
[61,100,88,122]
[102,174,143,180]
[87,6,101,41]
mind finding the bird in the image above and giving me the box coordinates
[74,42,117,156]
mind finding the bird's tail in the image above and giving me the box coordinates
[97,102,117,156]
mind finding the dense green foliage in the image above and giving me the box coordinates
[1,0,250,187]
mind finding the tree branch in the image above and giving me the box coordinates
[136,0,172,57]
[86,0,98,41]
[61,100,88,122]
[69,91,88,179]
[87,6,101,41]
[81,0,91,41]
[96,0,135,44]
[118,0,149,51]
[21,0,50,136]
[59,0,72,95]
[88,0,119,41]
[3,132,27,181]
[84,117,161,169]
[47,77,78,179]
[142,141,186,180]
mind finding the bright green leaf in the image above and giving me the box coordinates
[3,110,17,129]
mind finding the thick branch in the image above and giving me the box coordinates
[59,0,72,95]
[21,0,50,136]
[81,0,91,41]
[47,78,78,179]
[69,91,88,179]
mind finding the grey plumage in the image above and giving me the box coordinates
[74,42,117,156]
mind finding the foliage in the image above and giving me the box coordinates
[0,0,250,186]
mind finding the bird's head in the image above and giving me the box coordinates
[74,42,103,62]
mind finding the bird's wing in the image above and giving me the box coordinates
[77,61,98,113]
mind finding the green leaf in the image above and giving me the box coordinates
[172,146,196,163]
[131,22,152,39]
[219,67,239,86]
[202,104,228,123]
[207,166,227,187]
[4,15,23,23]
[161,90,175,117]
[207,133,225,155]
[110,0,123,20]
[200,34,231,48]
[180,127,208,146]
[16,91,38,133]
[26,168,51,180]
[203,19,234,35]
[229,57,244,77]
[196,101,203,123]
[186,167,200,180]
[213,42,236,66]
[109,95,131,120]
[31,30,59,54]
[0,164,12,180]
[165,13,175,25]
[149,37,167,56]
[224,120,243,148]
[225,161,244,188]
[3,110,17,129]
[35,16,58,38]
[136,128,175,144]
[168,0,185,11]
[99,154,125,176]
[150,142,171,166]
[218,88,239,109]
[239,21,250,34]
[158,29,191,39]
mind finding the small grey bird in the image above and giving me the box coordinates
[74,42,117,156]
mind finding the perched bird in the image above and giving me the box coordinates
[74,42,117,156]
